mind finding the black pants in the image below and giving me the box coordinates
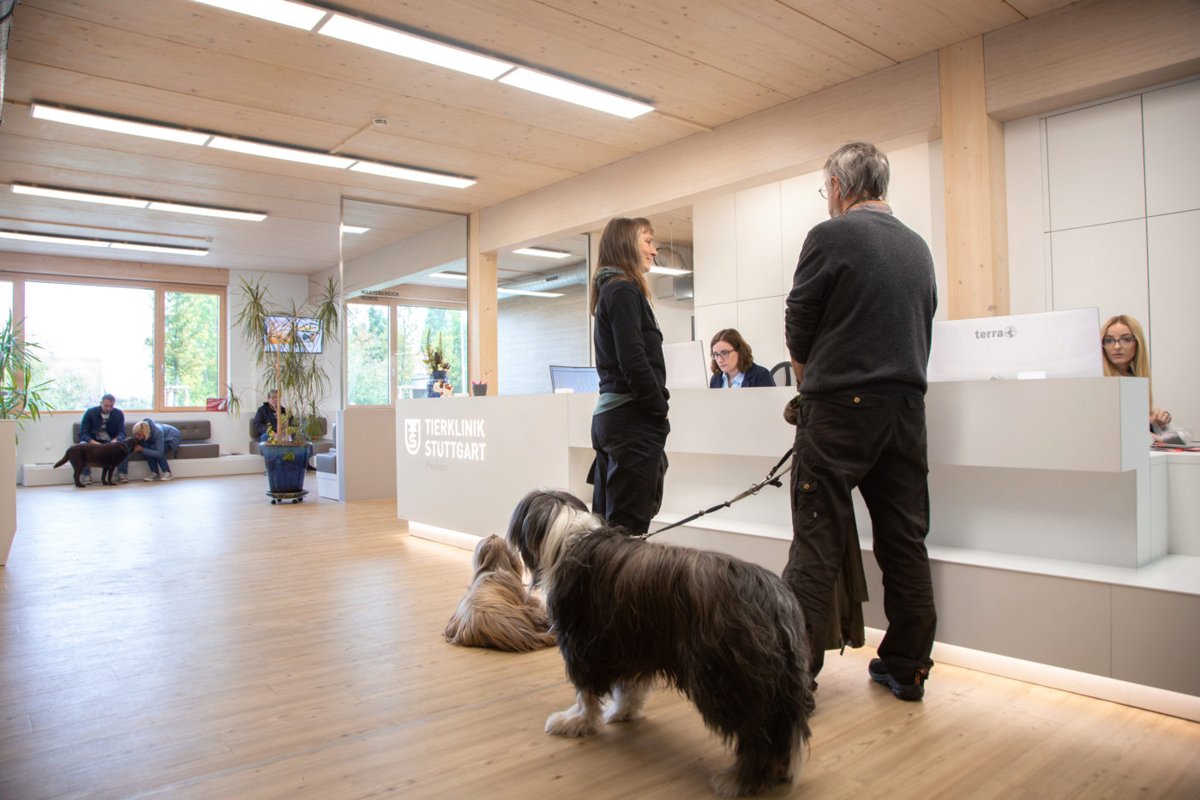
[783,391,936,682]
[590,403,668,535]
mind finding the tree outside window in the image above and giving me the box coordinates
[347,302,390,405]
[163,291,220,408]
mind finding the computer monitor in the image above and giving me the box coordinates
[927,307,1104,382]
[549,365,600,393]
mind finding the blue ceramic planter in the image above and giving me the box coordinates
[260,443,308,495]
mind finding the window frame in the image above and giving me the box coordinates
[1,271,227,414]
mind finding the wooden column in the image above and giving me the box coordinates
[467,212,498,394]
[940,35,1009,319]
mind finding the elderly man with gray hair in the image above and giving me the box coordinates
[783,141,938,703]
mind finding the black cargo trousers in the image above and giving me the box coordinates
[782,390,937,682]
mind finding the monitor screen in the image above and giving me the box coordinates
[264,315,324,354]
[927,307,1102,382]
[549,365,599,393]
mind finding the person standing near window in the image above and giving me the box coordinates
[78,393,128,485]
[588,217,669,535]
[708,328,776,388]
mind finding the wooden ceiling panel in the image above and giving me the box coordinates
[536,0,895,97]
[776,0,1041,62]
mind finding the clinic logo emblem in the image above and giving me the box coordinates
[404,418,421,456]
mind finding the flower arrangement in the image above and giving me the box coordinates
[422,331,450,372]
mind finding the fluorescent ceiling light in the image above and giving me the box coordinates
[0,230,207,256]
[30,104,212,145]
[110,242,209,256]
[498,288,565,298]
[146,201,267,221]
[430,272,468,281]
[499,68,654,119]
[11,183,148,208]
[0,230,110,247]
[209,136,355,169]
[12,182,265,221]
[189,0,327,30]
[318,14,513,79]
[513,247,572,259]
[349,161,476,189]
[648,266,692,277]
[340,224,370,235]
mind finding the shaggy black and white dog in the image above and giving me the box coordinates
[506,489,814,797]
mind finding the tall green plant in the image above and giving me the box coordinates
[235,276,339,444]
[0,312,54,427]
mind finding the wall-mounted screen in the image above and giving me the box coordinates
[264,315,323,354]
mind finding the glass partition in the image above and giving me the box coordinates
[339,197,468,404]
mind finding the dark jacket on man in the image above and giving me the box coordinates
[78,406,125,443]
[253,401,285,439]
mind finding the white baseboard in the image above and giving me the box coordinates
[21,454,264,486]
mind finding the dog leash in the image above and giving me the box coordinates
[634,447,794,540]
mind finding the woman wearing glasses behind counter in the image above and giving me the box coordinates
[1100,314,1172,432]
[708,328,776,388]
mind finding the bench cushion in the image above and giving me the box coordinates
[72,419,212,442]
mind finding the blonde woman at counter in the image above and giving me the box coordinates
[708,329,776,389]
[1101,314,1172,432]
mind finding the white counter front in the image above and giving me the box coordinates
[396,379,1199,713]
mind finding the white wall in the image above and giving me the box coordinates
[1004,75,1200,428]
[497,285,590,395]
[692,141,947,373]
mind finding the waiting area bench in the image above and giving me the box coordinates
[20,418,264,486]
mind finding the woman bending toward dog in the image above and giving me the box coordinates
[132,419,182,482]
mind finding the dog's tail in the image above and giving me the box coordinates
[53,451,70,469]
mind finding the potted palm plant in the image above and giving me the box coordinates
[1,312,53,564]
[235,276,339,503]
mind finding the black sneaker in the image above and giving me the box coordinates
[869,658,925,701]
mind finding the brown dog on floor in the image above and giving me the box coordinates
[444,534,556,652]
[53,440,139,487]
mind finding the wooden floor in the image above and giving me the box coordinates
[2,475,1199,800]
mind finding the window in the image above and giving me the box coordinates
[11,277,225,412]
[395,305,466,399]
[0,281,11,323]
[346,302,391,405]
[163,290,222,408]
[25,282,155,410]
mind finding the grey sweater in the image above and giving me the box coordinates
[785,205,937,395]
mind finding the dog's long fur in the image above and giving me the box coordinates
[444,534,556,652]
[53,440,137,487]
[506,489,814,798]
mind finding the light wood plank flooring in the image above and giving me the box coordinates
[2,475,1198,799]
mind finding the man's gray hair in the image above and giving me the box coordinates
[825,141,889,202]
[101,393,116,403]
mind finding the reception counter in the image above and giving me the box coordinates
[395,378,1199,719]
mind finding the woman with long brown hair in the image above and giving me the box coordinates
[588,217,669,534]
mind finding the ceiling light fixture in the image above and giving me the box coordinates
[12,182,266,221]
[11,183,148,208]
[317,14,513,79]
[208,136,356,169]
[341,224,370,235]
[430,272,468,281]
[513,246,572,259]
[189,0,327,30]
[349,161,475,189]
[31,105,477,189]
[146,201,267,222]
[498,287,565,298]
[0,230,208,256]
[499,68,654,119]
[30,104,212,145]
[648,266,692,277]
